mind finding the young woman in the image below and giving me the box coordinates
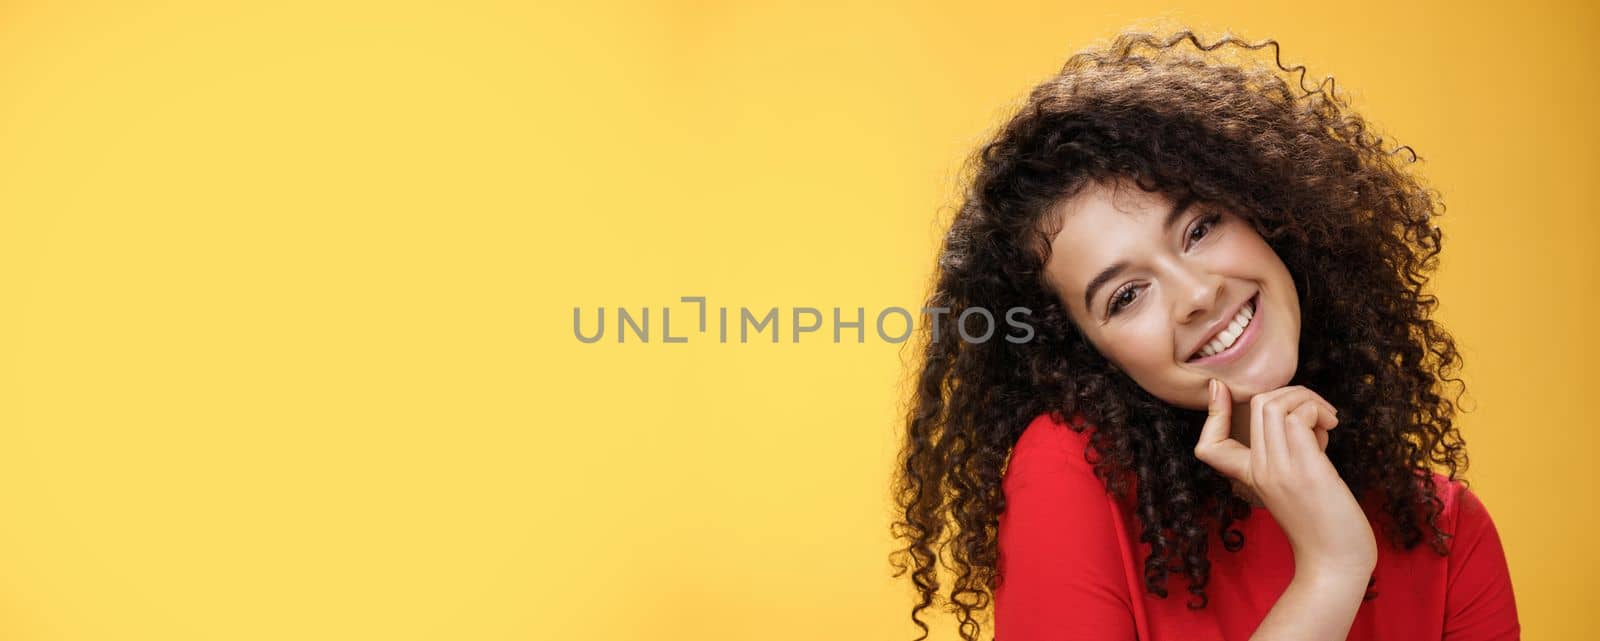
[888,31,1519,640]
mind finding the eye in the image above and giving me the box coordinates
[1186,211,1223,248]
[1107,211,1228,318]
[1107,283,1143,317]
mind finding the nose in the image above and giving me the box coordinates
[1170,264,1224,325]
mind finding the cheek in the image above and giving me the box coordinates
[1238,232,1289,274]
[1100,314,1175,371]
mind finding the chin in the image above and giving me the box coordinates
[1217,350,1298,402]
[1158,345,1298,410]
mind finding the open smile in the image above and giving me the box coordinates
[1186,292,1262,365]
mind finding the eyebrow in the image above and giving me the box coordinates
[1081,194,1199,314]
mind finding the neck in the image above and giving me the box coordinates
[1225,403,1267,507]
[1229,401,1253,448]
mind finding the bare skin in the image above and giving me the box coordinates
[1224,385,1333,508]
[1197,380,1376,641]
[1043,179,1374,638]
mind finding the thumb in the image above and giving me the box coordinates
[1194,378,1249,480]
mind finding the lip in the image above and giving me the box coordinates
[1185,292,1262,365]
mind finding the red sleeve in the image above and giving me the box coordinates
[1442,484,1521,640]
[994,417,1136,640]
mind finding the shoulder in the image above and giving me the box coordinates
[1420,474,1521,636]
[995,413,1138,634]
[1004,411,1101,494]
[1410,472,1508,574]
[1422,472,1496,537]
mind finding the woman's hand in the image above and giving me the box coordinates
[1193,380,1378,579]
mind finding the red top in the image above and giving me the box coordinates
[995,412,1520,640]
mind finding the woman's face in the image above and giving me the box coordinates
[1041,180,1301,409]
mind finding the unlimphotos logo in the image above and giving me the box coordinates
[573,296,1035,344]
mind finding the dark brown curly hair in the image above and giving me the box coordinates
[888,30,1470,641]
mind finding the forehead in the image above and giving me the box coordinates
[1042,182,1179,306]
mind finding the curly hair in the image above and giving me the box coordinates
[888,30,1470,641]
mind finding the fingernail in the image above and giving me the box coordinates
[1209,379,1218,403]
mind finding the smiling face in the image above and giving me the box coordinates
[1041,179,1302,410]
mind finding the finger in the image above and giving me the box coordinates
[1259,388,1290,474]
[1299,396,1339,432]
[1195,378,1232,448]
[1289,391,1335,451]
[1284,403,1321,460]
[1277,387,1340,432]
[1250,383,1269,475]
[1195,378,1249,479]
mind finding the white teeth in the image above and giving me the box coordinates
[1194,298,1256,359]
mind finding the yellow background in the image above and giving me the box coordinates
[0,1,1592,639]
